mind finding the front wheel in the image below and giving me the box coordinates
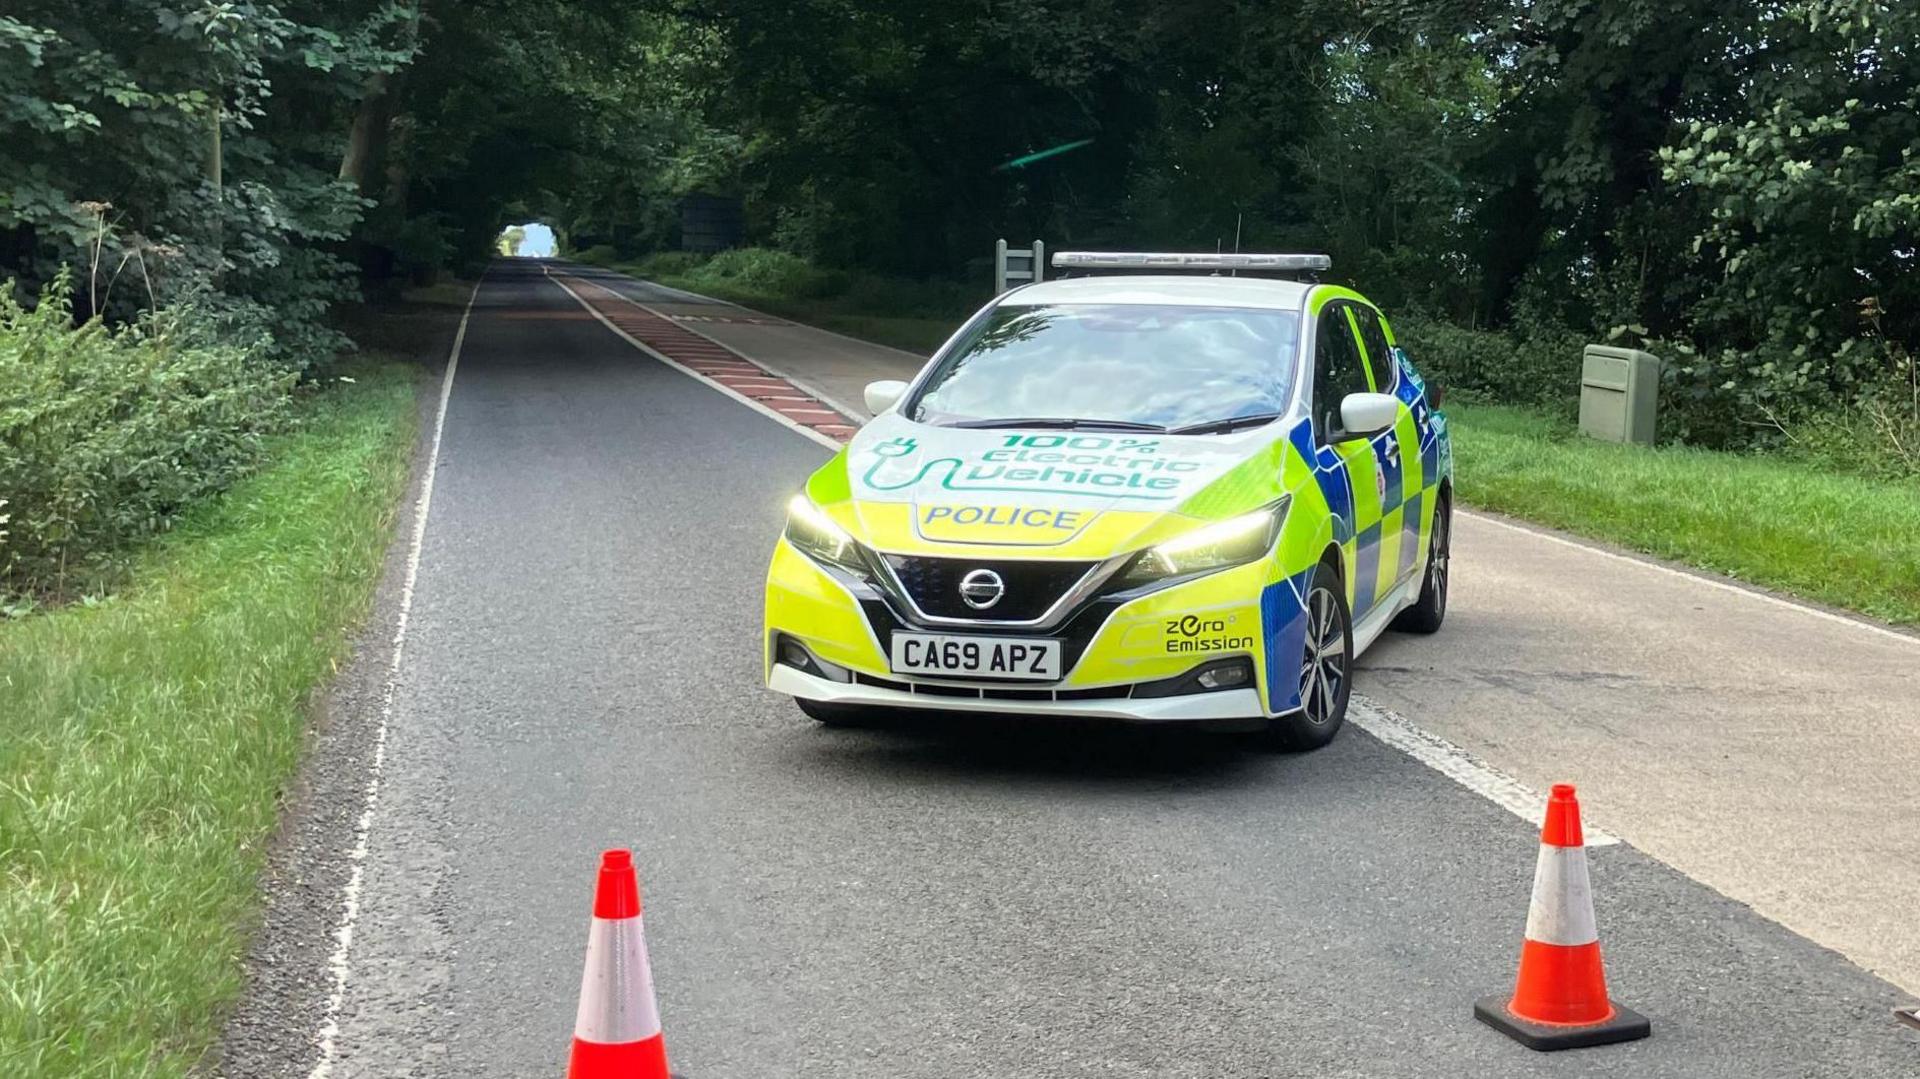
[1256,561,1352,752]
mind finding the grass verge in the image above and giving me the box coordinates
[1448,402,1920,624]
[0,356,419,1077]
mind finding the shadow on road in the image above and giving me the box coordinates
[787,709,1300,789]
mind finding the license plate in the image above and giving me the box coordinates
[889,632,1061,681]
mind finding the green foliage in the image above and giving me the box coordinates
[0,2,420,363]
[690,248,847,299]
[1388,313,1584,416]
[0,358,417,1078]
[0,273,295,595]
[629,250,709,277]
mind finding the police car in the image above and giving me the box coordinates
[763,252,1451,749]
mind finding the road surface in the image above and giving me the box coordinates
[226,260,1918,1078]
[579,261,1920,997]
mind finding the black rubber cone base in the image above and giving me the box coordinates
[1474,994,1652,1051]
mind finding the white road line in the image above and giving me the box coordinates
[634,299,877,424]
[306,271,483,1079]
[1460,509,1920,648]
[575,262,937,364]
[1347,696,1621,846]
[543,268,844,453]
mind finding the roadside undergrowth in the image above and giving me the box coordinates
[0,356,419,1077]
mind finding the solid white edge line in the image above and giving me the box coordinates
[306,268,484,1079]
[569,268,883,420]
[1459,508,1919,648]
[610,289,880,423]
[1346,696,1620,847]
[543,268,843,453]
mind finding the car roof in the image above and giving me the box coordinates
[1002,274,1314,311]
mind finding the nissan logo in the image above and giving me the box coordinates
[958,568,1006,611]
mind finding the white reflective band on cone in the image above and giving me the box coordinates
[1524,843,1600,947]
[574,916,663,1043]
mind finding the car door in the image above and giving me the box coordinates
[1347,303,1426,598]
[1310,301,1385,618]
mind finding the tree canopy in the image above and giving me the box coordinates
[3,1,1914,439]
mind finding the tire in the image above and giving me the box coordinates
[794,696,881,727]
[1257,560,1352,752]
[1391,490,1450,634]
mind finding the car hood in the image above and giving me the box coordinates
[833,412,1279,553]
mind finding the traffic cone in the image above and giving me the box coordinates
[1474,784,1651,1050]
[568,849,670,1078]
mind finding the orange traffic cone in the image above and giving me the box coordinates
[568,849,671,1078]
[1475,784,1651,1050]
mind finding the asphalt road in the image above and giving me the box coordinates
[570,260,1920,997]
[291,261,1914,1077]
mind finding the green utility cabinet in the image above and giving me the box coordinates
[1579,345,1661,444]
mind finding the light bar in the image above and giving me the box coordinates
[1051,251,1332,272]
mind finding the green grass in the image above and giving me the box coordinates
[0,357,419,1077]
[1448,402,1920,624]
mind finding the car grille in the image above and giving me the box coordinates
[881,555,1096,622]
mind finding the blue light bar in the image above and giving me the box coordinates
[1051,251,1332,272]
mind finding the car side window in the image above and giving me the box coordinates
[1351,305,1397,394]
[1313,303,1372,444]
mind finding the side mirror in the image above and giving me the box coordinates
[1336,392,1400,441]
[1426,380,1445,409]
[863,379,908,415]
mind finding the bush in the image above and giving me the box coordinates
[629,250,710,277]
[572,244,621,267]
[686,247,847,299]
[0,273,296,594]
[1389,313,1581,416]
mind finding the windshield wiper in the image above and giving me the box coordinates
[1167,411,1283,436]
[945,417,1170,432]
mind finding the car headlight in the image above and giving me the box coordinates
[785,494,867,571]
[1121,498,1288,585]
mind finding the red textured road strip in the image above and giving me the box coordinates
[561,277,856,444]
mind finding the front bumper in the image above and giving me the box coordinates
[764,537,1277,723]
[767,662,1268,727]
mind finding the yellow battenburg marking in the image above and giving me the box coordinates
[764,541,887,671]
[1395,410,1423,500]
[805,449,852,504]
[1375,505,1404,603]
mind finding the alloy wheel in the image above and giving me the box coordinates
[1297,585,1348,726]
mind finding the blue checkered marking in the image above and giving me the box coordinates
[1371,431,1404,509]
[1290,418,1353,543]
[1259,566,1317,712]
[1398,490,1424,580]
[1351,521,1383,620]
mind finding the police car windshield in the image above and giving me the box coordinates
[909,303,1299,431]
